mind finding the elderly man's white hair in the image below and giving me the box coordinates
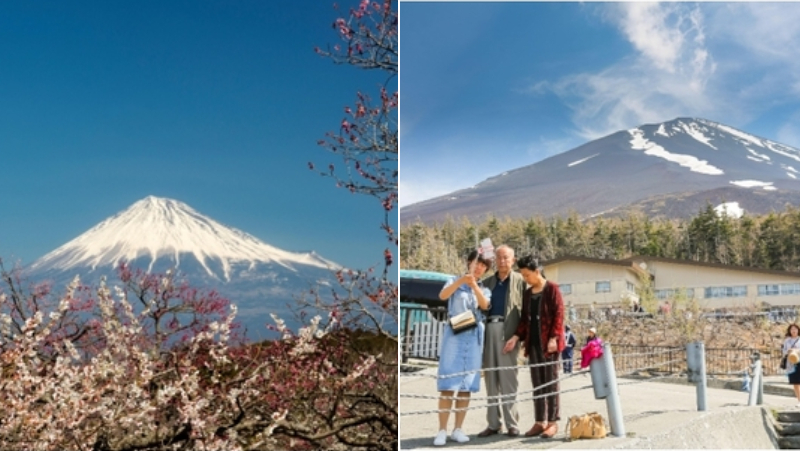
[495,244,515,256]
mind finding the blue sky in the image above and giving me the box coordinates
[0,1,396,274]
[400,2,800,208]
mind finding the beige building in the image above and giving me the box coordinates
[544,255,800,310]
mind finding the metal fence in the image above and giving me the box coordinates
[401,305,447,363]
[612,344,685,374]
[612,344,780,376]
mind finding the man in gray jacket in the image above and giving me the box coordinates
[477,244,525,437]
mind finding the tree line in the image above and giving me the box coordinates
[400,203,800,276]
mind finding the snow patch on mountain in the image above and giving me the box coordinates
[745,147,770,161]
[715,202,744,218]
[711,122,765,148]
[680,121,717,150]
[30,196,339,280]
[729,180,776,191]
[568,153,599,167]
[765,141,800,163]
[699,119,800,163]
[628,128,724,175]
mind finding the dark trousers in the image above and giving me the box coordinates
[529,347,560,422]
[561,348,573,373]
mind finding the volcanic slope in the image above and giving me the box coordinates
[401,118,800,223]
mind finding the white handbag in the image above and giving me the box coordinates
[449,310,477,334]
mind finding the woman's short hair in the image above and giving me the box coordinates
[467,249,492,268]
[516,254,545,278]
[516,254,541,271]
[786,323,800,337]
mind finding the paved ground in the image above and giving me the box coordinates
[400,363,794,449]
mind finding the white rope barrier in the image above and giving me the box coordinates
[402,345,686,380]
[401,356,565,380]
[401,370,585,402]
[400,348,680,416]
[401,380,595,416]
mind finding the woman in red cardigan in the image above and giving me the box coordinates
[502,255,565,439]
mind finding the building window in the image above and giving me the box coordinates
[705,285,748,298]
[758,283,800,296]
[758,285,780,296]
[626,281,636,293]
[560,284,572,295]
[655,288,694,300]
[783,283,800,295]
[596,281,611,293]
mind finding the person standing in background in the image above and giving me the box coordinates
[585,327,598,345]
[562,325,577,374]
[783,323,800,406]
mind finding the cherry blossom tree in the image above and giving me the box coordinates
[309,0,398,337]
[0,269,390,450]
[302,2,399,448]
[0,259,97,360]
[312,0,398,254]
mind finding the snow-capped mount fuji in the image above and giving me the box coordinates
[30,196,338,280]
[28,196,341,339]
[401,117,800,223]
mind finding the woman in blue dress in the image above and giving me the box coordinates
[433,250,492,446]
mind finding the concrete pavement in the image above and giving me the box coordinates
[400,363,794,449]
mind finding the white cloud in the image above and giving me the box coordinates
[532,3,800,145]
[708,4,800,64]
[619,3,685,73]
[537,3,722,141]
[616,2,714,86]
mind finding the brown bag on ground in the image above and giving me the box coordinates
[566,412,607,441]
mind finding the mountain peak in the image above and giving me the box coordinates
[30,196,339,280]
[402,117,800,224]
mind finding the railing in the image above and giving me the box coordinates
[612,344,685,374]
[613,344,781,376]
[401,304,447,363]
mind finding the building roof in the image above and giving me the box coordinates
[543,255,652,279]
[620,255,800,279]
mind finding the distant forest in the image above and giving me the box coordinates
[400,203,800,276]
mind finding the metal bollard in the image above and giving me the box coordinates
[590,357,609,399]
[747,354,762,406]
[600,343,625,437]
[686,341,708,411]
